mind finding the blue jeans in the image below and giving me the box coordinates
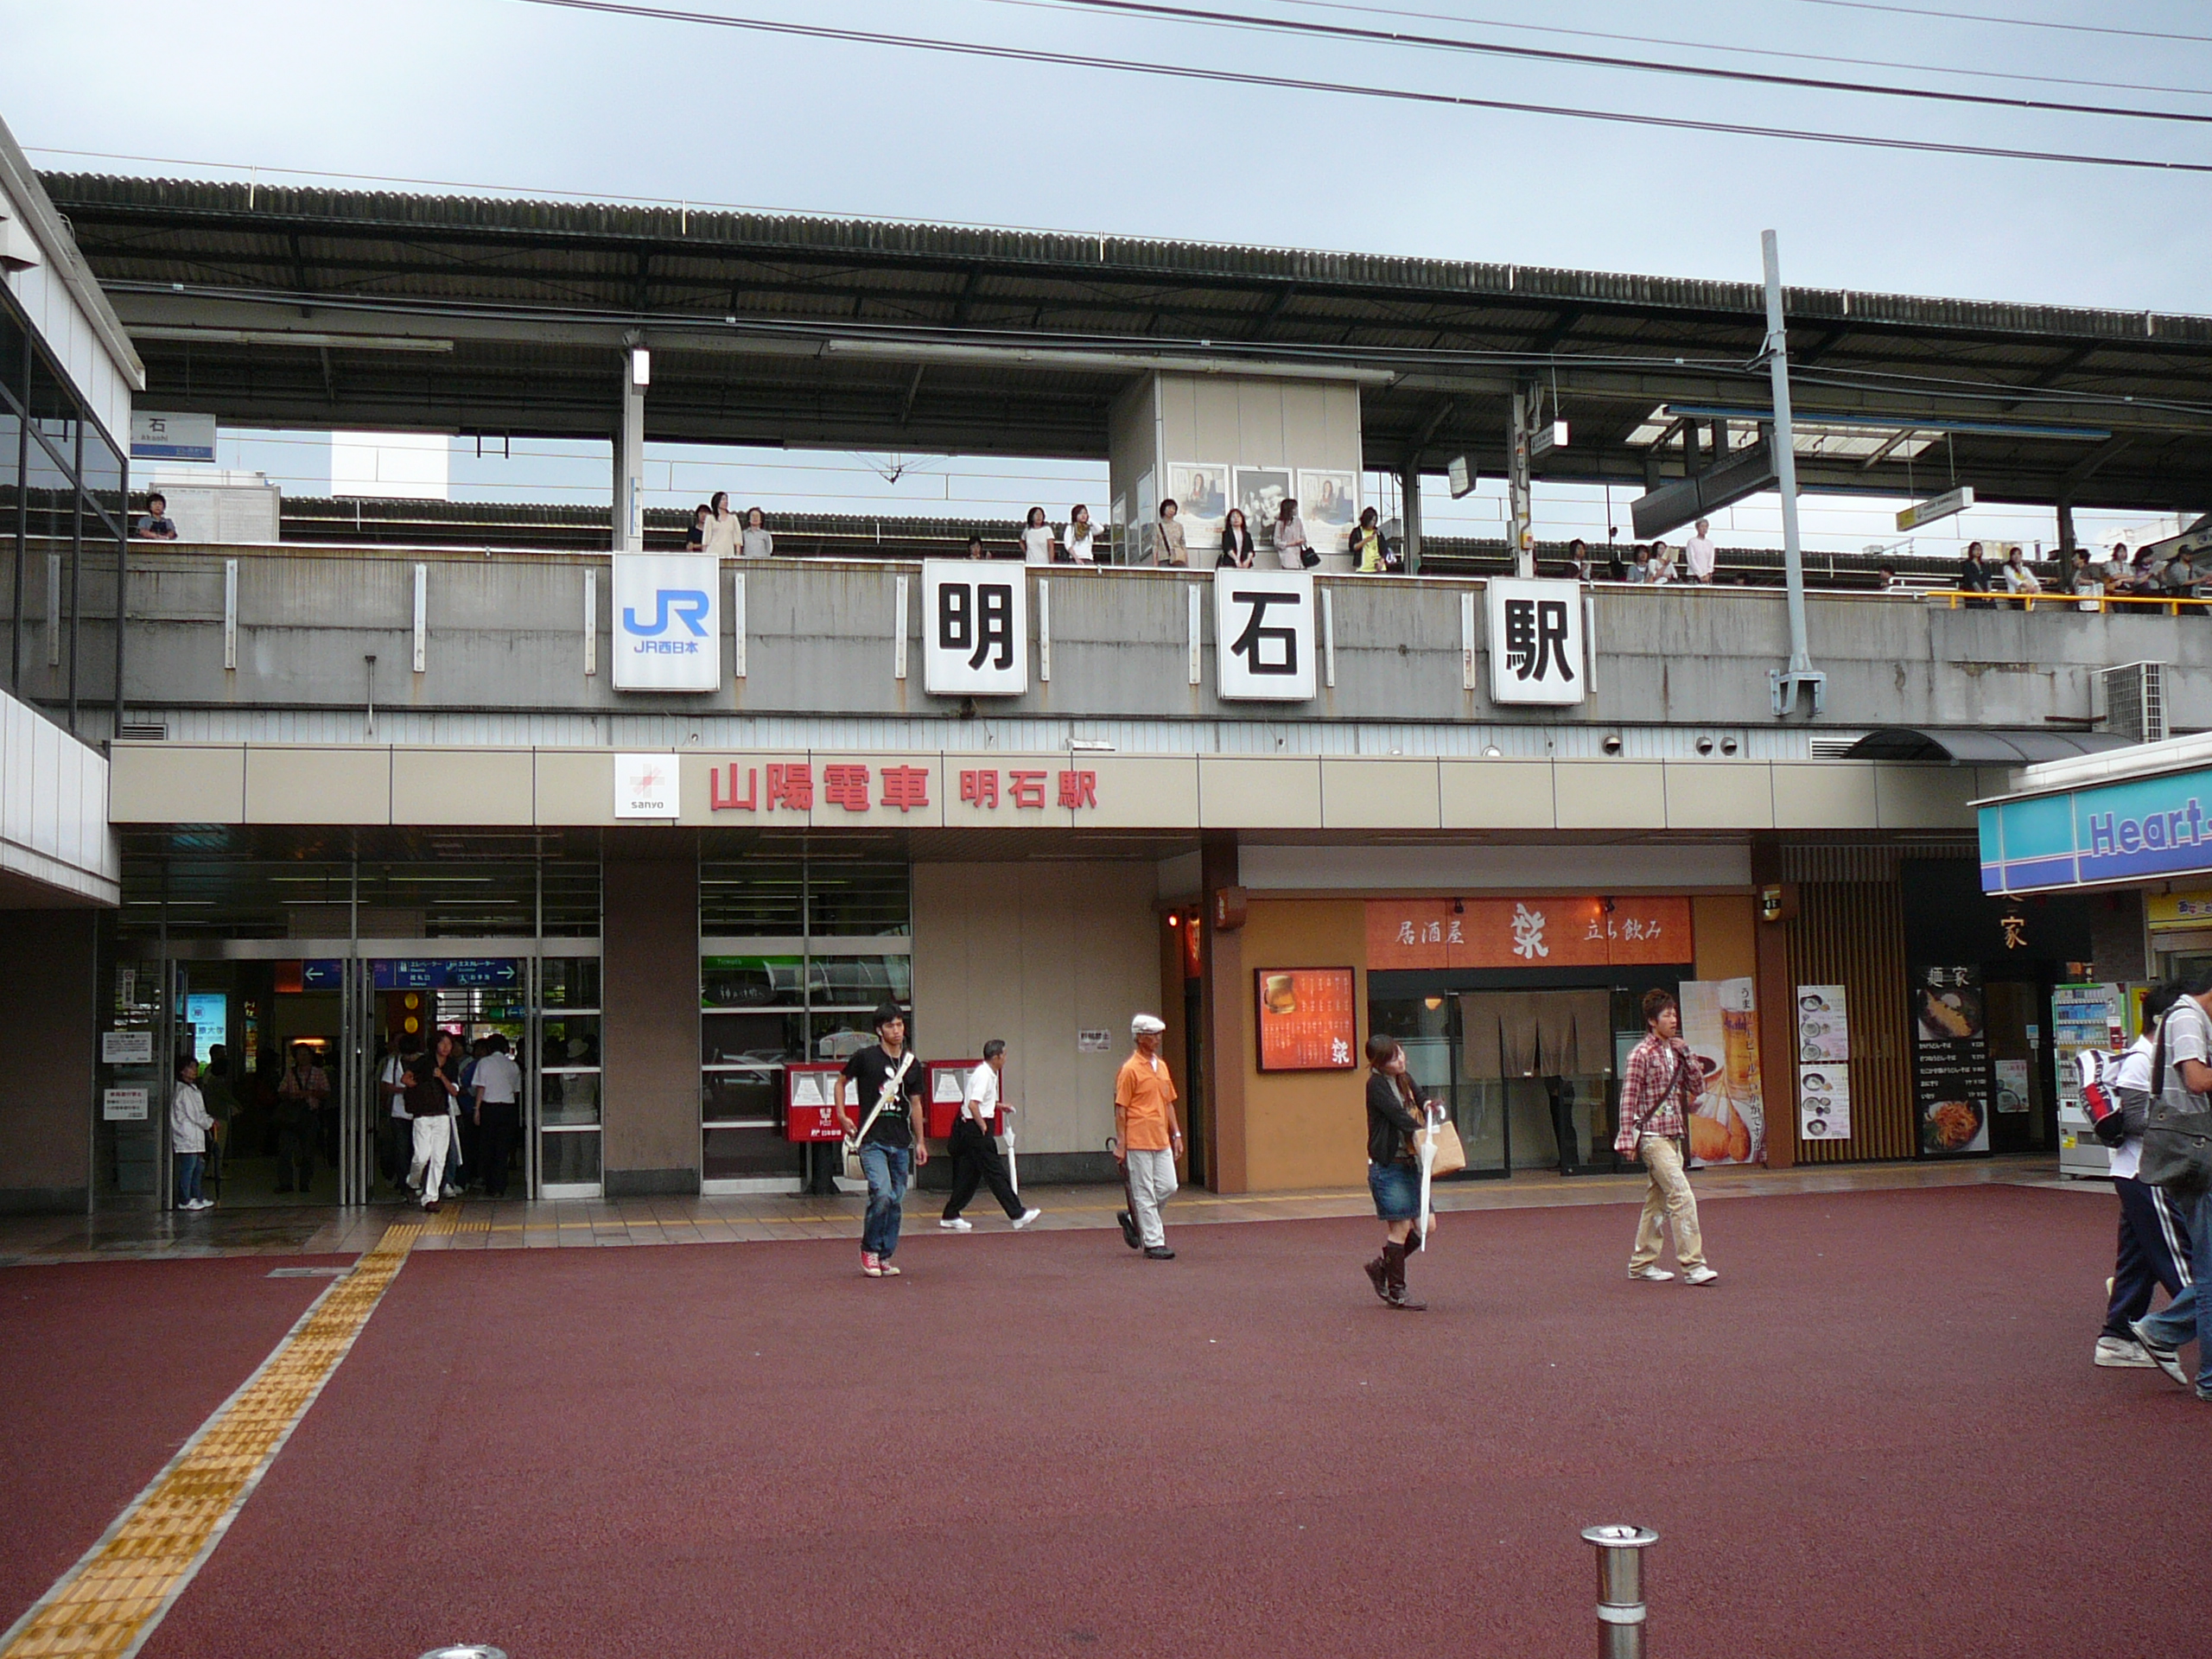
[860,1142,912,1259]
[2139,1185,2212,1392]
[175,1152,205,1207]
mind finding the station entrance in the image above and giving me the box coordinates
[133,942,602,1209]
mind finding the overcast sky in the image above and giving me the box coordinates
[4,0,2204,553]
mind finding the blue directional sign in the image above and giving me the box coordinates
[370,958,521,991]
[301,960,344,989]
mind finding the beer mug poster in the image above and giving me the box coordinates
[1678,976,1764,1166]
[922,562,1028,696]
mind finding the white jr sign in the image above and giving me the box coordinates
[1485,576,1587,706]
[612,555,721,691]
[922,562,1027,696]
[1213,569,1316,702]
[613,753,680,818]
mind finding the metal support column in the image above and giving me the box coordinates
[1397,461,1423,575]
[2056,497,2078,556]
[1761,231,1825,718]
[613,340,648,553]
[1507,385,1535,578]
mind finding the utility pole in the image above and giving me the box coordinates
[1762,232,1825,718]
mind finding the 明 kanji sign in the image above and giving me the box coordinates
[922,562,1028,696]
[1485,577,1586,706]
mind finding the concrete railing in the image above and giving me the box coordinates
[86,543,2212,734]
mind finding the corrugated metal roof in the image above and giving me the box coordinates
[43,170,2212,345]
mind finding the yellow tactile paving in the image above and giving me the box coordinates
[0,1219,423,1659]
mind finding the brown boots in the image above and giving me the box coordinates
[1379,1242,1426,1311]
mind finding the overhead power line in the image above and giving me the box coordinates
[1248,0,2212,99]
[509,0,2212,174]
[1003,0,2212,125]
[1783,0,2212,46]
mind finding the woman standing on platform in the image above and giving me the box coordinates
[1154,499,1188,567]
[1020,507,1055,566]
[173,1056,213,1212]
[741,506,774,559]
[1363,1036,1427,1311]
[1218,507,1255,569]
[702,491,740,558]
[1273,498,1312,569]
[1064,504,1096,564]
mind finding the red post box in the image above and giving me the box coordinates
[925,1058,982,1141]
[785,1063,853,1143]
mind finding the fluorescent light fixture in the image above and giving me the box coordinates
[629,347,652,388]
[1447,455,1476,498]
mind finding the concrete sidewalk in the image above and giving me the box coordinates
[0,1154,2072,1266]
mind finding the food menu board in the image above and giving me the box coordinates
[1910,964,1991,1156]
[1798,1064,1850,1141]
[1796,984,1849,1063]
[1255,968,1358,1071]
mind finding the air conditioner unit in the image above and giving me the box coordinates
[2103,661,2166,745]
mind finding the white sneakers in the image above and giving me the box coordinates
[938,1217,973,1231]
[180,1198,213,1211]
[1683,1265,1720,1287]
[1013,1208,1042,1229]
[1630,1263,1719,1285]
[2094,1334,2156,1369]
[1630,1266,1675,1282]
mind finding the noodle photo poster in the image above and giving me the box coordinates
[1910,963,1992,1156]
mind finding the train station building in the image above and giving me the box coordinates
[6,140,2210,1213]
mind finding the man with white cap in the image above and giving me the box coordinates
[1115,1014,1185,1260]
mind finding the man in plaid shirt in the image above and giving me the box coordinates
[1613,988,1719,1285]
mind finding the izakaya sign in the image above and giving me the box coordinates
[613,554,720,692]
[1214,569,1316,701]
[1485,576,1586,706]
[1365,895,1692,969]
[922,562,1027,696]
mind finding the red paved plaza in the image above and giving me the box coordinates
[7,1183,2206,1658]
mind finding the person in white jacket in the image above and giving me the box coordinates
[172,1057,215,1211]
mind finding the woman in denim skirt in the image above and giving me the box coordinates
[1363,1036,1427,1311]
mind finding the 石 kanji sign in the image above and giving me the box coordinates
[1365,896,1691,969]
[1485,576,1586,706]
[922,561,1028,696]
[613,554,721,692]
[1214,569,1316,702]
[1255,968,1358,1071]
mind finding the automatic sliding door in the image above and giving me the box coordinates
[537,956,602,1198]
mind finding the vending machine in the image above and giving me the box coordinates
[2051,982,2127,1179]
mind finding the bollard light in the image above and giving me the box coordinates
[418,1647,507,1659]
[1580,1523,1659,1659]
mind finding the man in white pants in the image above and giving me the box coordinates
[402,1052,453,1212]
[1114,1014,1185,1261]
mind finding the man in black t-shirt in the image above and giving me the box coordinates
[836,1002,928,1278]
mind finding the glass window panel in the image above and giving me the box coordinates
[540,855,602,937]
[538,957,601,1009]
[0,407,17,619]
[702,1126,803,1181]
[0,297,25,402]
[700,857,804,935]
[540,1013,601,1070]
[701,1066,785,1127]
[701,954,804,1008]
[79,429,124,538]
[540,1129,601,1185]
[807,955,911,1007]
[543,1070,601,1127]
[808,1011,876,1063]
[23,432,69,554]
[26,347,79,468]
[805,859,911,937]
[702,1010,805,1066]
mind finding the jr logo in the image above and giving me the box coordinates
[622,589,711,637]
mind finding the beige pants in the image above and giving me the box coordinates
[1628,1134,1706,1272]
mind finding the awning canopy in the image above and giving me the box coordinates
[1845,728,2133,765]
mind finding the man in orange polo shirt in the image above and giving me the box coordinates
[1115,1014,1184,1261]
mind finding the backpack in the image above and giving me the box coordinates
[2139,1008,2212,1194]
[2076,1049,2129,1149]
